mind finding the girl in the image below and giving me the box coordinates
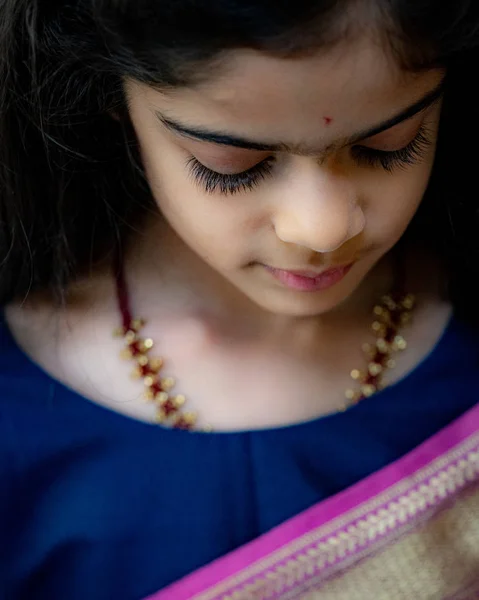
[1,0,479,598]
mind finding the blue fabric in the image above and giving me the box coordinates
[0,316,478,600]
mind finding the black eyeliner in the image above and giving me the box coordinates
[351,124,433,172]
[187,124,434,195]
[186,156,274,195]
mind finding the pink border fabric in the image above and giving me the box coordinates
[147,403,479,600]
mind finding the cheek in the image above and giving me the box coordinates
[137,132,260,264]
[367,156,435,244]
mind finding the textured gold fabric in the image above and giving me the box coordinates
[193,439,479,600]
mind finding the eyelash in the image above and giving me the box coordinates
[186,156,275,195]
[187,124,432,196]
[351,124,432,172]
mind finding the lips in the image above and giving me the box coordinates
[263,263,353,292]
[277,268,341,278]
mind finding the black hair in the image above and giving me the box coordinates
[1,0,479,321]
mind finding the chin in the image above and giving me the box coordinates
[244,286,357,318]
[225,256,381,317]
[248,261,380,317]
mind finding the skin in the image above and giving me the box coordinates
[6,35,452,430]
[125,37,444,320]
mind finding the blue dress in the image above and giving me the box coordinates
[0,316,478,600]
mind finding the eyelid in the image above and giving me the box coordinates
[179,137,271,171]
[190,158,267,175]
[357,123,422,151]
[355,105,436,150]
[351,123,432,171]
[189,154,274,176]
[186,155,275,195]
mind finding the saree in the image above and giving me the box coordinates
[147,403,479,600]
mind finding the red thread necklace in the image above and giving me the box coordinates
[114,259,415,431]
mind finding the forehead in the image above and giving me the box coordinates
[132,36,442,145]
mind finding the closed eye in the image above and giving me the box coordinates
[186,124,433,196]
[351,124,433,172]
[186,156,275,195]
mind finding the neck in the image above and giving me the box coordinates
[122,216,397,340]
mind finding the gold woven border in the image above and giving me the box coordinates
[193,430,479,600]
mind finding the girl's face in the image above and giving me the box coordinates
[125,36,444,317]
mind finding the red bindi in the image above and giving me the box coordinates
[323,116,333,125]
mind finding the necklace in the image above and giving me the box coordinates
[114,263,415,431]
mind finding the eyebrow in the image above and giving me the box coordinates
[157,79,445,155]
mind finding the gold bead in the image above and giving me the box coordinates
[144,389,154,401]
[400,312,412,326]
[157,391,169,404]
[361,384,376,397]
[139,338,155,353]
[373,305,384,316]
[125,331,136,344]
[154,411,166,424]
[149,357,164,372]
[137,355,149,367]
[345,388,358,400]
[386,358,396,369]
[144,375,155,387]
[401,294,415,310]
[372,323,386,337]
[113,327,125,337]
[376,338,389,353]
[350,369,362,380]
[120,348,132,360]
[131,366,142,379]
[382,295,397,311]
[393,335,407,350]
[203,424,214,433]
[183,412,197,425]
[131,318,145,331]
[362,342,373,356]
[160,377,175,391]
[174,394,186,406]
[368,362,382,376]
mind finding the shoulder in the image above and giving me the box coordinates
[2,275,117,401]
[0,305,55,410]
[0,307,84,483]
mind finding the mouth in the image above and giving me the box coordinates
[262,263,353,292]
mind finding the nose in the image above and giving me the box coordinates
[273,163,365,253]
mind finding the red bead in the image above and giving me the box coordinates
[174,417,194,430]
[150,382,163,396]
[140,364,153,377]
[385,328,396,343]
[129,341,142,356]
[162,399,179,416]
